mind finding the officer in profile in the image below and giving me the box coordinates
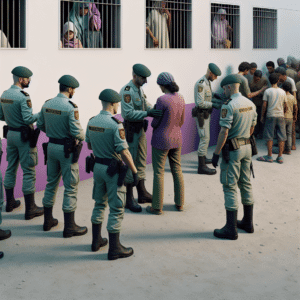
[37,75,87,238]
[0,66,44,220]
[194,63,222,175]
[212,75,257,240]
[86,89,138,260]
[120,64,163,212]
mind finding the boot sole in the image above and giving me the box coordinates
[108,251,134,261]
[63,228,88,238]
[0,232,12,241]
[213,232,238,240]
[237,225,254,233]
[197,171,217,175]
[25,212,44,220]
[138,199,152,204]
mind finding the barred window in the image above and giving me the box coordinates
[253,8,277,49]
[211,3,240,49]
[0,0,26,48]
[146,0,192,49]
[60,0,121,49]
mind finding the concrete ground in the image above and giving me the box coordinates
[0,139,299,300]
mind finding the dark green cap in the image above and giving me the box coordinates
[133,64,151,78]
[99,89,121,103]
[11,66,33,78]
[58,75,79,88]
[220,75,242,88]
[209,63,222,76]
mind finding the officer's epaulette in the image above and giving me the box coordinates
[20,91,29,97]
[45,99,51,103]
[125,86,131,91]
[69,100,78,108]
[112,117,122,124]
[89,116,95,121]
[199,79,204,84]
[224,98,232,105]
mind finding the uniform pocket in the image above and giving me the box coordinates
[220,163,229,185]
[70,163,79,186]
[27,148,38,167]
[115,185,126,208]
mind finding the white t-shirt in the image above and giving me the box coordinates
[278,76,297,92]
[263,87,287,118]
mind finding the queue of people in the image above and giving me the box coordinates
[0,57,299,261]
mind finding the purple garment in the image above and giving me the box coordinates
[151,93,186,150]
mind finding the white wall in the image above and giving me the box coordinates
[1,0,300,138]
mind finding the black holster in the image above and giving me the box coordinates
[228,138,240,151]
[72,141,83,163]
[197,112,205,127]
[143,119,149,133]
[85,154,95,173]
[117,163,128,187]
[42,142,48,165]
[3,125,8,139]
[249,135,258,156]
[106,158,119,177]
[64,138,75,159]
[29,128,41,148]
[222,142,230,163]
[20,126,31,143]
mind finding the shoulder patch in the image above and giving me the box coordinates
[27,100,32,108]
[199,79,204,84]
[125,86,130,91]
[69,100,78,108]
[74,111,79,120]
[20,91,29,97]
[198,86,203,93]
[224,98,232,105]
[119,129,126,140]
[221,109,228,118]
[124,94,131,104]
[112,117,122,124]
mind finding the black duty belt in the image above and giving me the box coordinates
[49,137,65,145]
[237,138,251,146]
[8,126,22,132]
[95,157,112,166]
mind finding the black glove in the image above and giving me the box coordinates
[212,153,220,168]
[132,173,139,187]
[147,109,163,118]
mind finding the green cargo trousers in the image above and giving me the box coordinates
[4,131,37,195]
[42,143,79,213]
[91,163,126,233]
[0,139,3,225]
[220,144,254,211]
[124,128,147,184]
[152,147,185,210]
[195,116,211,157]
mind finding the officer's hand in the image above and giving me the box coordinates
[132,173,139,187]
[212,153,219,168]
[147,109,163,118]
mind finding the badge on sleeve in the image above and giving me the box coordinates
[74,111,79,120]
[124,95,131,103]
[119,129,126,140]
[198,86,203,93]
[27,100,32,108]
[221,109,228,118]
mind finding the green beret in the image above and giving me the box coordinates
[58,75,79,88]
[220,75,242,88]
[99,89,121,103]
[133,64,151,78]
[11,66,33,78]
[209,63,222,76]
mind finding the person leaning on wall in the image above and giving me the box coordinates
[146,72,185,215]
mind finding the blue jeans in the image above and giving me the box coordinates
[285,119,293,151]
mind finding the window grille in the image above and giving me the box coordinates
[60,0,121,49]
[146,0,192,49]
[211,3,240,49]
[253,8,277,49]
[0,0,26,48]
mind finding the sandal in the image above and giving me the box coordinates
[257,155,273,162]
[276,156,284,164]
[146,206,163,215]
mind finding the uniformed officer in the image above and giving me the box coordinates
[0,66,44,220]
[212,75,257,240]
[0,138,12,259]
[37,75,87,238]
[86,89,138,260]
[194,63,222,175]
[120,64,163,212]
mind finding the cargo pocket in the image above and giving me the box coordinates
[27,148,38,167]
[70,163,79,186]
[220,164,229,185]
[115,185,126,208]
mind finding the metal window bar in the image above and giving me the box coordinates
[211,3,240,49]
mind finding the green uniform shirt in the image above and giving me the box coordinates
[120,80,152,121]
[85,111,128,158]
[194,75,213,109]
[37,93,84,141]
[219,92,257,140]
[0,85,39,127]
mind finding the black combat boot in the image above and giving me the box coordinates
[214,210,238,240]
[5,188,21,212]
[91,223,108,252]
[24,193,44,220]
[0,229,11,241]
[205,156,212,164]
[63,211,87,238]
[0,252,3,259]
[237,205,254,233]
[198,156,217,175]
[136,179,152,204]
[125,184,142,213]
[43,207,58,231]
[108,232,133,261]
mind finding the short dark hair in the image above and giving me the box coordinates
[282,81,292,93]
[163,82,179,94]
[254,70,262,78]
[275,67,286,76]
[269,73,280,85]
[238,62,251,72]
[266,61,275,68]
[59,84,70,92]
[250,62,257,69]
